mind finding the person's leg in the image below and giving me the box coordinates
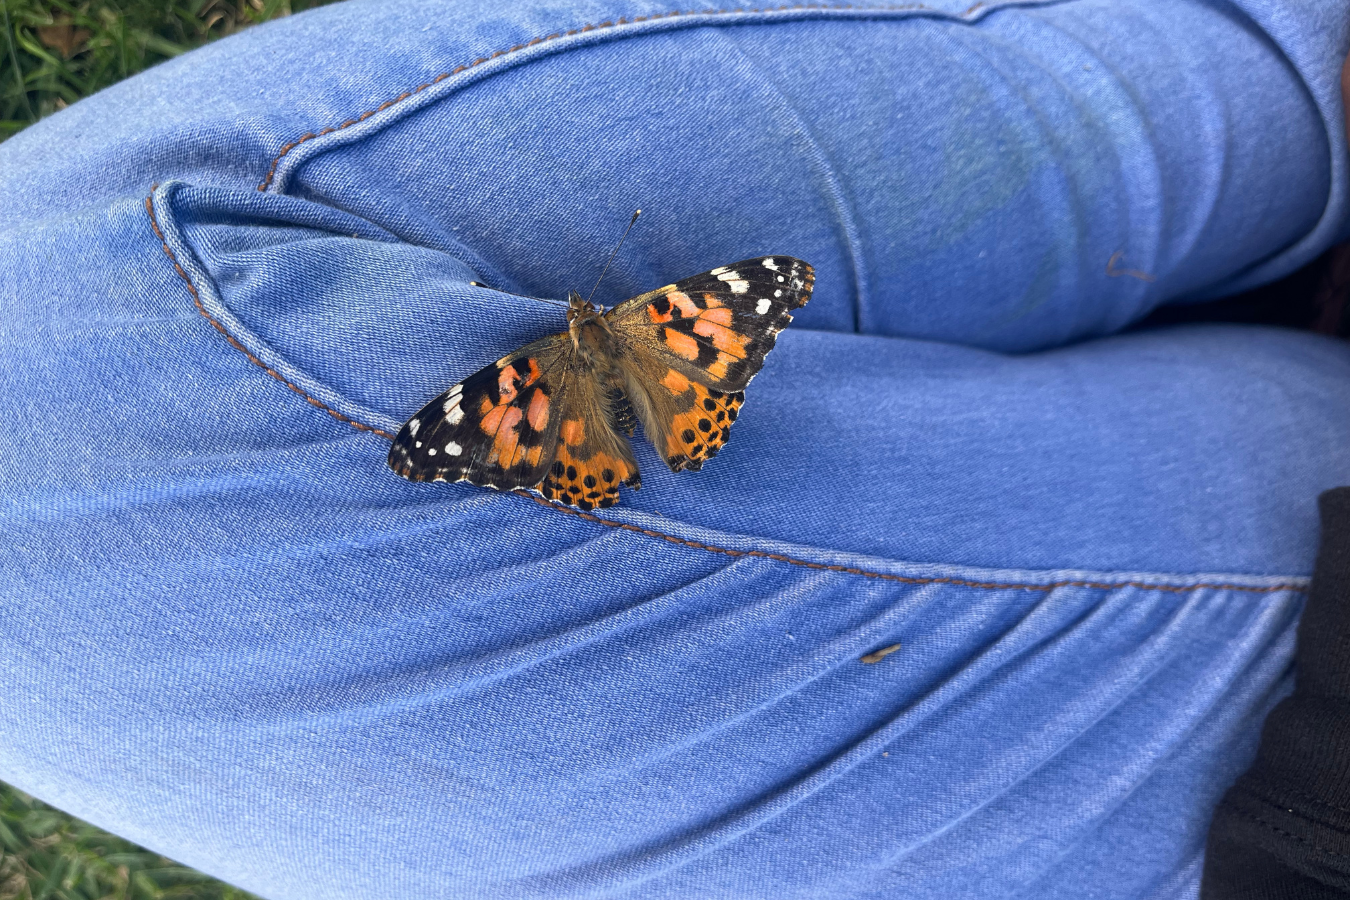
[2,1,1348,898]
[2,217,1337,894]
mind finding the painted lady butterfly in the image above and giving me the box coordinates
[388,257,814,510]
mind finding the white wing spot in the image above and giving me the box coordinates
[445,442,462,456]
[716,270,742,283]
[428,447,437,456]
[716,270,749,292]
[710,266,731,275]
[755,297,772,315]
[444,394,465,424]
[408,418,421,436]
[777,275,785,282]
[774,289,783,297]
[762,258,779,270]
[415,441,423,448]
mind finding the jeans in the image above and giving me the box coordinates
[1,0,1348,896]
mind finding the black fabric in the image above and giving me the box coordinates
[1203,487,1350,898]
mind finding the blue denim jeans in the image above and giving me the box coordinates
[2,0,1349,897]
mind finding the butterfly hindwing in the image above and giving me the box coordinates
[637,366,745,472]
[536,379,642,510]
[387,336,569,490]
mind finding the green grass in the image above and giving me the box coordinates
[0,784,258,900]
[1,0,336,140]
[2,3,344,894]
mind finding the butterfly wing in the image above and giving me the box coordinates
[389,330,642,510]
[387,334,570,490]
[535,370,642,510]
[606,256,813,472]
[606,256,813,392]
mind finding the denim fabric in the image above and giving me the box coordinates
[1,0,1349,897]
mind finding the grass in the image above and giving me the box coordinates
[0,784,258,900]
[1,0,336,140]
[2,4,346,895]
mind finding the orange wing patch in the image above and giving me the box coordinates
[658,369,744,472]
[476,359,547,469]
[647,290,752,381]
[537,444,638,510]
[537,417,640,510]
[663,328,701,361]
[691,295,747,357]
[645,289,697,324]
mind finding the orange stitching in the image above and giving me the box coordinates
[258,2,996,191]
[144,194,396,440]
[516,493,1302,594]
[144,190,1307,597]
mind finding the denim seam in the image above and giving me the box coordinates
[256,1,1069,193]
[518,494,1303,594]
[143,192,396,441]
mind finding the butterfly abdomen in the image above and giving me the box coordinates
[606,385,639,437]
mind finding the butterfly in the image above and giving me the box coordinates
[387,256,814,510]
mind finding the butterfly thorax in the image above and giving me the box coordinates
[566,290,621,373]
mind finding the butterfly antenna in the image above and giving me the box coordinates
[586,209,642,305]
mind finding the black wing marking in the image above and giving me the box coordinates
[606,256,814,392]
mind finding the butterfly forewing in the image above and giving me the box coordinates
[387,337,570,490]
[606,256,813,393]
[606,256,813,473]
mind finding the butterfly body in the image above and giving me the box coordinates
[388,256,814,510]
